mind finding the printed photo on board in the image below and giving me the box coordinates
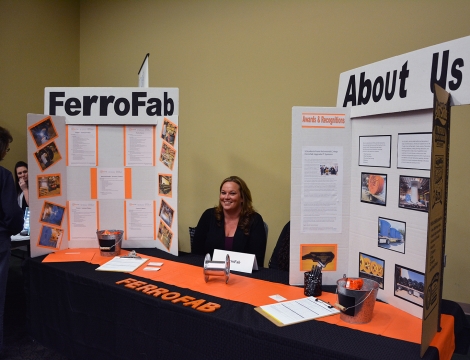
[359,253,385,289]
[37,174,61,198]
[398,176,429,212]
[38,225,63,249]
[319,164,339,176]
[394,264,424,307]
[40,201,66,227]
[361,172,387,206]
[161,118,178,146]
[300,244,337,271]
[378,217,406,254]
[34,142,62,171]
[159,142,176,170]
[159,199,174,228]
[157,220,173,250]
[28,116,58,147]
[158,174,172,197]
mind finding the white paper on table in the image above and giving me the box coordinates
[95,256,148,272]
[212,249,258,274]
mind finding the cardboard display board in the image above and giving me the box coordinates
[421,84,451,357]
[27,87,179,258]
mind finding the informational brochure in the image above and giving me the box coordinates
[359,135,391,167]
[125,126,154,166]
[98,168,125,199]
[397,132,432,170]
[68,201,98,240]
[301,146,343,233]
[125,200,154,239]
[67,125,97,166]
[256,297,340,326]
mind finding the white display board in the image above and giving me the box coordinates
[290,107,351,286]
[347,109,432,319]
[27,87,179,257]
[27,114,67,258]
[290,108,432,319]
[291,36,470,320]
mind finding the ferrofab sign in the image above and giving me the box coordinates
[44,87,179,125]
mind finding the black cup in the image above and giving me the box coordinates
[304,272,322,297]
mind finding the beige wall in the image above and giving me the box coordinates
[2,0,469,303]
[0,0,80,171]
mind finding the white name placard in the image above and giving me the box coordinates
[213,249,258,274]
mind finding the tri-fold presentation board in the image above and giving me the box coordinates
[290,37,470,317]
[290,35,468,355]
[27,88,179,258]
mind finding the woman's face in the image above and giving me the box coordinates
[17,166,28,184]
[220,181,243,213]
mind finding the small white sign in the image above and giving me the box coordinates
[212,249,258,274]
[269,294,287,302]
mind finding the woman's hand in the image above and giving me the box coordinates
[19,178,29,205]
[19,178,28,191]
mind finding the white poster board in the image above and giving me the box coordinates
[27,87,179,257]
[26,114,67,258]
[290,107,351,286]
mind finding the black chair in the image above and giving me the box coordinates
[189,226,196,253]
[268,221,290,271]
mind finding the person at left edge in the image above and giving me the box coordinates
[0,126,24,357]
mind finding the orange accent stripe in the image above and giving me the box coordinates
[90,168,97,199]
[302,113,346,116]
[302,125,345,129]
[124,168,132,199]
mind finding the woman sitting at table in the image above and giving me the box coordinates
[192,175,267,266]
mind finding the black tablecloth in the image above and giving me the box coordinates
[23,248,462,360]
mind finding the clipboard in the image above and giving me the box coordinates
[255,297,340,327]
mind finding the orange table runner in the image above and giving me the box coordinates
[44,249,455,360]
